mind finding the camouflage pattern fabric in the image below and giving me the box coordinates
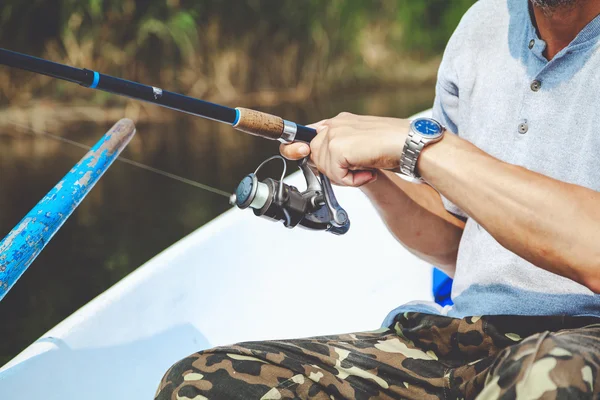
[154,313,600,399]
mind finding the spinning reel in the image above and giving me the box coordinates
[230,156,350,235]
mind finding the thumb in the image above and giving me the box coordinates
[279,142,310,160]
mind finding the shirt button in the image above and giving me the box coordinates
[531,80,541,92]
[529,39,535,49]
[518,121,529,134]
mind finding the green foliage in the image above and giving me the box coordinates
[0,0,475,59]
[0,0,476,104]
[396,0,477,54]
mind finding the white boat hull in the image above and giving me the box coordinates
[0,111,434,400]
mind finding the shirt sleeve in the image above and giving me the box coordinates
[431,23,468,220]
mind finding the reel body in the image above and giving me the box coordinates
[230,157,350,235]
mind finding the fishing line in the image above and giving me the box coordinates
[6,121,232,198]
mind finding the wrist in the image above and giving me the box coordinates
[377,127,410,170]
[400,118,445,179]
[417,132,456,182]
[393,130,408,166]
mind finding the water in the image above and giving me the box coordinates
[0,88,434,364]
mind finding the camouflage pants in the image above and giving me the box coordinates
[155,313,600,399]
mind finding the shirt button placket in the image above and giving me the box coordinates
[518,121,529,134]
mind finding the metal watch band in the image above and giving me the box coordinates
[400,129,426,178]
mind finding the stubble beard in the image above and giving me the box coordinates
[530,0,581,14]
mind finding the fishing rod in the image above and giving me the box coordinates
[0,48,315,143]
[0,48,350,235]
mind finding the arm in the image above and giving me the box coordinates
[361,60,465,274]
[419,133,600,293]
[281,10,467,272]
[282,111,600,294]
[280,116,465,274]
[360,170,464,275]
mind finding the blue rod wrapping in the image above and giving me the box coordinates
[0,119,136,301]
[90,70,100,89]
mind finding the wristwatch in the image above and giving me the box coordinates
[399,117,446,179]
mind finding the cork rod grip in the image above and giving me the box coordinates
[233,107,284,140]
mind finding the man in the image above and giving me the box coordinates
[155,0,600,398]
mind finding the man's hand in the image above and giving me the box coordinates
[280,112,410,187]
[279,111,464,272]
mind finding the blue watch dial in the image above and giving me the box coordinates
[414,119,441,136]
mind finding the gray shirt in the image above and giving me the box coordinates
[385,0,600,323]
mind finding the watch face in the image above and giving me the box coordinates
[413,118,442,136]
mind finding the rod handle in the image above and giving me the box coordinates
[233,107,284,140]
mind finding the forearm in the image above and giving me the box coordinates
[420,133,600,292]
[361,170,465,275]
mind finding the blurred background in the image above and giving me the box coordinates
[0,0,474,365]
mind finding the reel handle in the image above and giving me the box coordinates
[319,173,349,229]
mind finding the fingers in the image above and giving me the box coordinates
[341,170,377,187]
[280,120,329,160]
[310,125,327,172]
[311,124,370,187]
[283,113,385,188]
[279,142,310,160]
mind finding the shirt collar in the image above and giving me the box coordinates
[526,1,600,53]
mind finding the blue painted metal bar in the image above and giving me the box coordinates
[0,119,136,301]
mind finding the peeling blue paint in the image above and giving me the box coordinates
[0,119,136,301]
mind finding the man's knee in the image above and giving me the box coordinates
[154,344,296,400]
[479,327,600,399]
[154,351,211,400]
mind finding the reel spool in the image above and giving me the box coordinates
[230,156,350,235]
